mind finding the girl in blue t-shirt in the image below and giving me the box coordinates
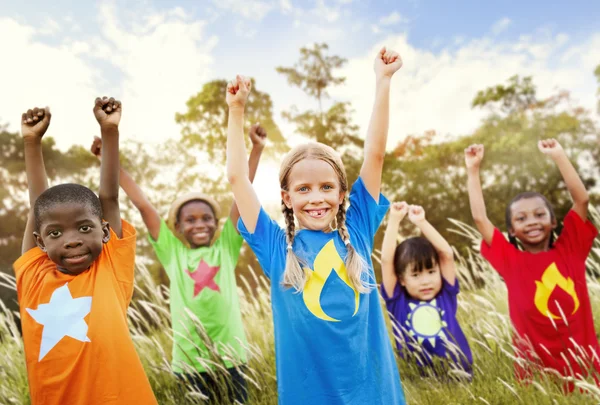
[380,202,473,377]
[225,47,406,405]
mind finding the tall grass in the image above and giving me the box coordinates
[2,213,600,404]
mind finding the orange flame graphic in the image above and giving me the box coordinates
[534,263,579,319]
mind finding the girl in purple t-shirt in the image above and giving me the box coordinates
[380,202,472,378]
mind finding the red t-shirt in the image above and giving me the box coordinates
[14,220,158,405]
[481,210,600,380]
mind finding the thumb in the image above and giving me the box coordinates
[43,107,52,122]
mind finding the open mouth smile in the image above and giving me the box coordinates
[305,208,329,218]
[63,253,90,265]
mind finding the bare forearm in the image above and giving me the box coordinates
[248,145,264,183]
[227,108,250,183]
[381,217,401,265]
[362,78,391,171]
[467,168,495,244]
[414,220,453,258]
[99,125,120,201]
[23,139,49,207]
[553,154,589,205]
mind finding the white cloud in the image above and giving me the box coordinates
[0,7,216,152]
[39,17,61,35]
[380,11,404,26]
[211,0,274,20]
[491,17,511,35]
[330,32,600,151]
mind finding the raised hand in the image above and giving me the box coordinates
[226,75,252,109]
[21,107,51,141]
[90,136,102,159]
[389,201,409,220]
[249,123,267,148]
[93,96,122,128]
[538,138,565,159]
[464,144,484,170]
[374,47,403,79]
[408,205,425,224]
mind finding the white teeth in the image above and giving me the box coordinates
[308,209,326,218]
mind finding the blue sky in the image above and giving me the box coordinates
[0,0,599,204]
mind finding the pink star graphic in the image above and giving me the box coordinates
[186,260,221,296]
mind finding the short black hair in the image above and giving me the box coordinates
[505,191,556,249]
[176,199,216,223]
[34,184,103,231]
[393,237,440,278]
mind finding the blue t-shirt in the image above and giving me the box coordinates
[381,278,473,375]
[238,177,405,405]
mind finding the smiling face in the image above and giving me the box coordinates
[176,200,218,248]
[34,201,109,275]
[508,196,557,252]
[281,158,345,231]
[400,263,443,301]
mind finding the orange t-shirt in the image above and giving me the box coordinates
[14,220,157,405]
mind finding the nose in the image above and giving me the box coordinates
[308,191,325,204]
[63,238,83,249]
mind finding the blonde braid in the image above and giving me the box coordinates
[336,202,370,293]
[282,203,306,292]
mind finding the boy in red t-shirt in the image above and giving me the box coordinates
[465,139,600,388]
[14,99,157,404]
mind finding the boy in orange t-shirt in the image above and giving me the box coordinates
[14,99,157,405]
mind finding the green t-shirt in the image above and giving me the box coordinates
[149,218,247,373]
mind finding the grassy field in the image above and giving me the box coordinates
[2,218,600,405]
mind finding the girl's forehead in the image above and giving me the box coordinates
[288,158,339,183]
[179,200,214,216]
[510,197,549,213]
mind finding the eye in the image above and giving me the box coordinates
[186,218,195,223]
[48,230,62,238]
[203,215,213,221]
[516,217,525,222]
[322,184,333,190]
[298,186,308,192]
[80,225,92,233]
[536,212,546,218]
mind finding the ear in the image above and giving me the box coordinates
[281,190,293,209]
[338,191,346,205]
[508,227,516,237]
[33,232,46,252]
[398,276,406,287]
[101,220,111,244]
[551,217,558,230]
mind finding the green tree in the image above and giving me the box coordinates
[276,43,364,183]
[381,75,600,257]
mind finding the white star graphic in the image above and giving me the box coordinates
[26,282,92,361]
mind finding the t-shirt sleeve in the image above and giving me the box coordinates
[148,219,185,277]
[345,176,390,247]
[13,247,49,298]
[100,219,137,284]
[237,207,286,280]
[380,283,406,326]
[480,228,517,279]
[441,277,459,296]
[555,209,598,262]
[213,218,244,268]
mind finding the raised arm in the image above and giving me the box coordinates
[21,107,51,253]
[93,97,122,238]
[90,137,161,240]
[381,202,408,297]
[360,47,403,200]
[408,205,457,286]
[465,144,495,245]
[538,138,589,220]
[226,75,261,233]
[228,123,266,230]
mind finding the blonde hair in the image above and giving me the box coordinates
[279,142,369,293]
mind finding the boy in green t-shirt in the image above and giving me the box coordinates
[91,124,267,403]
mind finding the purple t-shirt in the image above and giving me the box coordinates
[381,279,472,374]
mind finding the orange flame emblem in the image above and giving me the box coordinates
[534,263,579,319]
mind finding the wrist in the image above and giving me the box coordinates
[375,75,392,86]
[466,166,481,175]
[228,105,245,114]
[23,136,42,145]
[100,122,119,132]
[251,143,265,152]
